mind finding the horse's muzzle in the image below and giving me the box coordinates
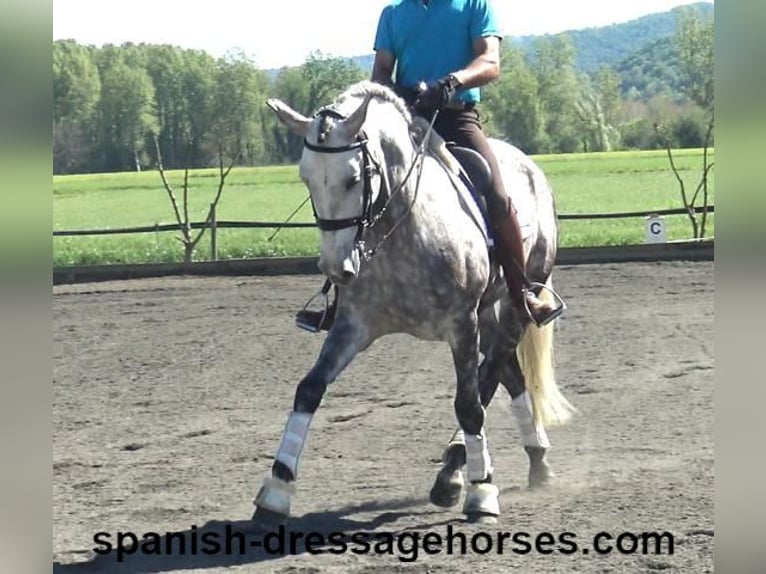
[318,255,359,285]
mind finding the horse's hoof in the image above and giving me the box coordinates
[528,464,555,489]
[525,447,554,489]
[462,482,500,520]
[252,476,294,529]
[466,512,498,525]
[251,505,288,530]
[429,467,464,508]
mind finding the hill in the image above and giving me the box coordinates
[510,2,713,72]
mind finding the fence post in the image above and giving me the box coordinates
[210,203,217,260]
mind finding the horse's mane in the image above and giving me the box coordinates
[333,81,460,175]
[335,81,412,123]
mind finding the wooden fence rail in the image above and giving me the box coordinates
[53,205,714,237]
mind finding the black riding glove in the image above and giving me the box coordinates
[416,74,461,110]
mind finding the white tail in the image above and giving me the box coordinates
[516,281,576,426]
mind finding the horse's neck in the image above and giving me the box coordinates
[377,125,417,204]
[369,105,468,236]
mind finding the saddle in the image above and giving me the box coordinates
[439,144,499,248]
[447,145,492,221]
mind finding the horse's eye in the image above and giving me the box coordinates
[345,175,361,190]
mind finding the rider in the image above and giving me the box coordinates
[295,0,562,332]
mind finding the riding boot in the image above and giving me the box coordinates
[490,198,562,326]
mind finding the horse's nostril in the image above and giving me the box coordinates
[342,270,355,280]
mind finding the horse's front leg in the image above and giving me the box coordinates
[430,303,507,509]
[449,315,500,524]
[252,321,370,527]
[429,350,501,508]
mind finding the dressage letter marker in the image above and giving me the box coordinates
[645,214,667,243]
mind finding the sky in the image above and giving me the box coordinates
[53,0,713,70]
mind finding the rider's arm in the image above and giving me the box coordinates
[450,35,501,89]
[371,49,396,86]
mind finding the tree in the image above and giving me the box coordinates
[154,137,240,263]
[529,35,581,152]
[574,68,622,152]
[654,12,714,239]
[676,12,714,112]
[270,66,310,162]
[181,49,218,167]
[208,50,269,165]
[53,41,101,124]
[301,51,366,113]
[594,67,622,126]
[143,44,193,170]
[53,41,101,173]
[482,45,543,153]
[96,56,158,171]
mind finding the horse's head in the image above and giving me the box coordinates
[267,83,413,285]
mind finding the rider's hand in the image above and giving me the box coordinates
[416,74,461,110]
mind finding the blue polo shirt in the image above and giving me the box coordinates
[373,0,502,104]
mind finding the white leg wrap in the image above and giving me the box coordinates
[464,431,493,483]
[275,411,313,479]
[254,476,295,516]
[511,391,551,448]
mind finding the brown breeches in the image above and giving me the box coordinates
[428,108,528,298]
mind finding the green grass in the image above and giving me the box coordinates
[53,149,714,266]
[535,149,715,247]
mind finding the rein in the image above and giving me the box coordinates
[303,105,439,262]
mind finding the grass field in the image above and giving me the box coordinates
[53,148,714,266]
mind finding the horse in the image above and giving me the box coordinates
[253,80,574,526]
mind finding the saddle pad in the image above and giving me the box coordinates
[449,154,536,247]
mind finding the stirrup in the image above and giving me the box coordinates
[523,281,566,327]
[295,283,331,333]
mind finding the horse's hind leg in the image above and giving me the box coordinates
[252,323,370,527]
[448,319,500,523]
[503,354,555,489]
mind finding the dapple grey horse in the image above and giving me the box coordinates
[253,81,574,525]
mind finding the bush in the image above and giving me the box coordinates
[670,111,712,148]
[618,118,661,150]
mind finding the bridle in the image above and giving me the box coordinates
[302,108,386,256]
[302,105,437,261]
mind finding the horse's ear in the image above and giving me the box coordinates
[266,98,311,137]
[339,94,373,138]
